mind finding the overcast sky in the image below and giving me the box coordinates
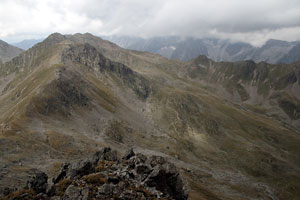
[1,0,300,46]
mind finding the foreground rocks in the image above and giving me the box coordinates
[1,147,188,200]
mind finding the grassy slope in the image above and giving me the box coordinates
[0,34,300,199]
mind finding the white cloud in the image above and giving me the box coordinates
[1,0,300,45]
[210,26,300,47]
[0,0,103,42]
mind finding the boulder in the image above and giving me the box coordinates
[67,160,94,179]
[90,147,118,164]
[25,169,48,194]
[145,164,188,200]
[62,185,89,200]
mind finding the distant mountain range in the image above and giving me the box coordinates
[13,38,44,50]
[103,36,300,64]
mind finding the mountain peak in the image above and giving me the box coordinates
[44,32,66,43]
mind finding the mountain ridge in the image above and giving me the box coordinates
[0,33,300,200]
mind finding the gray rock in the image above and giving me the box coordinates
[25,169,48,194]
[68,160,94,179]
[146,155,166,167]
[104,150,118,162]
[135,153,148,164]
[126,153,148,170]
[122,148,135,160]
[90,147,118,164]
[62,185,89,200]
[36,193,48,199]
[53,163,69,184]
[3,147,188,200]
[98,183,114,195]
[145,164,188,200]
[46,184,56,197]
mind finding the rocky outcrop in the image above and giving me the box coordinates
[62,43,152,99]
[1,147,188,200]
[25,169,48,194]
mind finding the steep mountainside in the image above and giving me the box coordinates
[0,40,24,62]
[105,36,300,64]
[279,43,300,64]
[0,33,300,200]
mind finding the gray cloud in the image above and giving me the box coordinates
[1,0,300,46]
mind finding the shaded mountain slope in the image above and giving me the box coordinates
[0,33,300,200]
[279,43,300,64]
[0,40,23,63]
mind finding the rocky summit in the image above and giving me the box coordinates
[0,147,188,200]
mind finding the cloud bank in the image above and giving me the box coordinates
[1,0,300,46]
